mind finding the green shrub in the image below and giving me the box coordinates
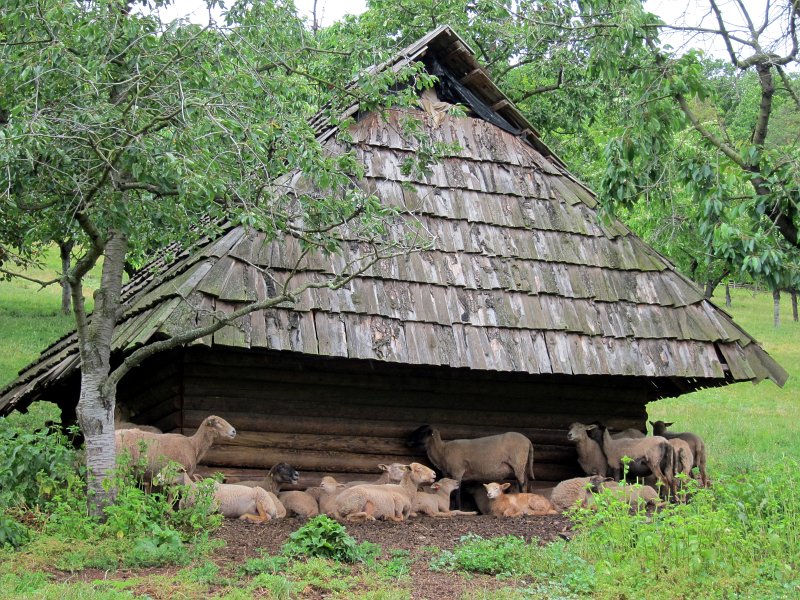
[124,524,189,568]
[0,418,81,510]
[282,515,379,563]
[430,534,531,578]
[0,513,29,549]
[238,552,288,576]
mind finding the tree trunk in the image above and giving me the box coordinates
[725,281,732,308]
[703,270,729,300]
[792,289,798,323]
[74,230,128,517]
[58,239,74,315]
[773,288,780,328]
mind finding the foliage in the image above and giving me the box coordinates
[281,514,379,563]
[0,419,81,509]
[430,534,532,578]
[0,513,29,549]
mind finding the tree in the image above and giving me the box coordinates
[0,0,429,513]
[579,0,799,288]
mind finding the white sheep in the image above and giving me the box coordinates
[408,425,535,508]
[549,476,606,511]
[278,491,319,517]
[318,476,345,516]
[115,405,162,433]
[180,471,278,523]
[115,415,236,481]
[333,463,436,522]
[650,420,709,487]
[483,482,557,517]
[411,478,477,517]
[567,423,608,477]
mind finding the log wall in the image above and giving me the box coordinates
[136,347,652,487]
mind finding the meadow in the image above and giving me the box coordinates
[0,258,798,598]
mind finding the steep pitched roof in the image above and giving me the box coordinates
[0,26,787,415]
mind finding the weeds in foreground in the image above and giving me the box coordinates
[282,514,380,563]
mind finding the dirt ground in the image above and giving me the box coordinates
[215,513,574,599]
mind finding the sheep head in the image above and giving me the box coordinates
[649,420,673,435]
[567,422,597,442]
[270,462,300,485]
[483,482,512,499]
[407,425,434,448]
[407,462,437,486]
[432,478,459,494]
[320,476,342,493]
[203,415,237,440]
[377,462,407,483]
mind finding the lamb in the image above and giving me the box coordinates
[594,424,676,500]
[408,425,535,508]
[549,476,606,512]
[411,478,477,517]
[333,463,436,522]
[483,482,557,517]
[115,415,236,481]
[180,470,278,523]
[343,463,408,487]
[567,423,608,477]
[650,420,709,487]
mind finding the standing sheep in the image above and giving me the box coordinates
[115,415,236,481]
[650,420,709,487]
[408,425,535,509]
[567,423,608,477]
[483,482,557,517]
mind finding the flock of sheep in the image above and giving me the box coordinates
[114,415,708,524]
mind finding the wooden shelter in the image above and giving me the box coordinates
[0,27,787,485]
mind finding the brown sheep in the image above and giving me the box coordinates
[408,425,535,509]
[650,420,709,487]
[483,482,557,517]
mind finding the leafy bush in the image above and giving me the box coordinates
[0,418,81,510]
[0,513,29,549]
[430,534,531,578]
[125,524,189,568]
[282,515,378,563]
[238,552,288,576]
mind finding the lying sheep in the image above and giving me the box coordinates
[318,476,345,516]
[593,424,676,500]
[587,480,662,509]
[549,476,606,512]
[334,463,436,522]
[278,491,319,518]
[567,423,608,477]
[408,425,535,508]
[483,482,557,517]
[115,405,162,434]
[650,420,709,487]
[305,463,407,502]
[180,470,278,523]
[411,478,477,517]
[115,415,236,481]
[234,462,300,518]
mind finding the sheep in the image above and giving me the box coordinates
[318,476,345,516]
[235,462,299,493]
[115,405,162,434]
[180,470,278,523]
[586,480,662,509]
[115,415,236,481]
[483,482,557,517]
[593,424,676,500]
[650,420,709,487]
[549,476,607,512]
[567,423,608,477]
[343,463,408,488]
[278,491,319,518]
[333,463,436,522]
[408,425,535,509]
[411,478,477,517]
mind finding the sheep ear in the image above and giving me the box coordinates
[586,424,597,430]
[483,483,491,490]
[648,421,655,427]
[377,464,389,471]
[664,422,674,427]
[500,482,512,491]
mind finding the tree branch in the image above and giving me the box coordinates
[0,267,59,288]
[515,67,564,102]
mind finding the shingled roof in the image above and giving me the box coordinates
[0,26,787,416]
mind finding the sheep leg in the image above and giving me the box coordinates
[239,500,270,524]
